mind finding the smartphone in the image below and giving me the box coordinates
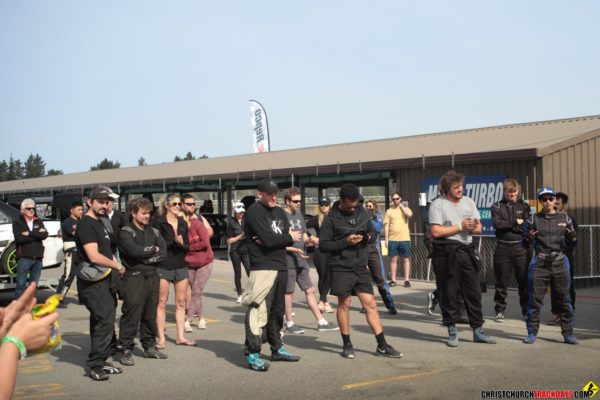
[356,229,369,244]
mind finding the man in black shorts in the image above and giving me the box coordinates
[320,183,402,359]
[76,186,126,381]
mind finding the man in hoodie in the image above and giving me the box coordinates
[12,198,48,299]
[319,183,402,359]
[242,179,302,372]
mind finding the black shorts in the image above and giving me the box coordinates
[330,267,374,297]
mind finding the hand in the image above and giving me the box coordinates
[118,265,126,277]
[289,229,302,242]
[309,236,319,246]
[462,218,476,231]
[516,218,524,225]
[384,239,389,249]
[39,228,47,233]
[0,284,37,338]
[294,249,310,259]
[7,311,59,352]
[175,235,184,246]
[154,246,160,253]
[22,231,29,236]
[346,234,363,246]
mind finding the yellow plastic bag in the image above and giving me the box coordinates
[380,240,388,256]
[30,294,62,355]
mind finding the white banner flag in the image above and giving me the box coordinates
[249,100,270,153]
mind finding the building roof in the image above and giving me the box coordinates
[2,114,600,194]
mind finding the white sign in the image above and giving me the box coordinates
[249,100,269,153]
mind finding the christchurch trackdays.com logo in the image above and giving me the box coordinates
[480,380,598,399]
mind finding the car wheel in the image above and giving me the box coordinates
[0,242,17,276]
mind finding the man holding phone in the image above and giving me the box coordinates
[320,183,402,359]
[429,171,495,347]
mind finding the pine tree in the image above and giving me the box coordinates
[24,153,46,178]
[90,159,121,171]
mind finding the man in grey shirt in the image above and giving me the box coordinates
[282,187,339,334]
[429,170,496,347]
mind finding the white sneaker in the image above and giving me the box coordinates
[197,318,207,329]
[184,321,193,333]
[236,295,243,304]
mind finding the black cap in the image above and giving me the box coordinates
[257,179,279,194]
[318,196,331,206]
[88,186,119,200]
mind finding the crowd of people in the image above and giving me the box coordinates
[1,171,580,381]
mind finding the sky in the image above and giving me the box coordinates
[1,1,599,174]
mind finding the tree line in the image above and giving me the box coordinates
[0,152,209,182]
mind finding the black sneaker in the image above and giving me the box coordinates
[271,346,300,362]
[403,281,411,288]
[144,347,168,359]
[120,349,135,366]
[341,344,355,359]
[375,344,403,358]
[388,306,398,315]
[86,366,109,381]
[101,363,123,374]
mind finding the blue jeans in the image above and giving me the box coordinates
[15,258,42,299]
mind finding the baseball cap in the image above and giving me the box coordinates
[88,186,119,200]
[233,202,245,213]
[537,186,556,199]
[257,179,278,194]
[318,196,331,206]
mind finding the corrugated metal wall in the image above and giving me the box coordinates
[394,158,541,233]
[542,134,600,224]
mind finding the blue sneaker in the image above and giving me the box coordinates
[271,346,300,362]
[447,324,458,347]
[246,353,270,371]
[473,327,496,344]
[522,334,536,344]
[564,335,578,345]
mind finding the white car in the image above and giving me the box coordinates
[0,201,64,277]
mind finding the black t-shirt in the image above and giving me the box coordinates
[227,217,247,254]
[76,215,114,263]
[61,216,79,243]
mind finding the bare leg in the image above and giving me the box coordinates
[337,295,352,334]
[174,278,191,343]
[156,279,170,347]
[403,256,411,283]
[390,256,399,283]
[284,293,294,322]
[357,291,383,335]
[305,287,324,321]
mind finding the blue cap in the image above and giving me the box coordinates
[537,186,556,199]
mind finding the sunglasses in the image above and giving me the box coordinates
[183,203,195,207]
[392,197,400,201]
[24,207,36,211]
[290,200,301,204]
[366,205,373,209]
[170,202,182,207]
[541,197,555,203]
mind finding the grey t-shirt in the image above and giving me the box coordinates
[285,210,309,268]
[428,196,480,244]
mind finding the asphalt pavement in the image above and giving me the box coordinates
[3,259,599,400]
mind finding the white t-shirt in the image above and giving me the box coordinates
[428,196,480,244]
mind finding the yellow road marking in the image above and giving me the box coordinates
[14,383,64,399]
[343,370,439,390]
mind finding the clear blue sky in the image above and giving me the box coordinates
[1,1,599,174]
